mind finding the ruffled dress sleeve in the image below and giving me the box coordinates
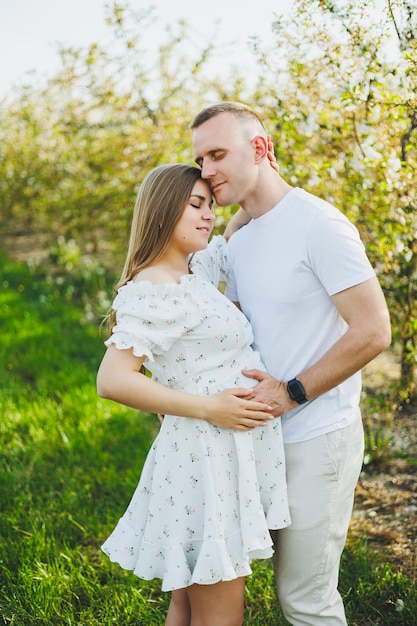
[104,281,201,362]
[189,235,227,286]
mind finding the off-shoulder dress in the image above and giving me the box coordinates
[101,236,290,591]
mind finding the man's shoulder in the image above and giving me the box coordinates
[292,187,335,212]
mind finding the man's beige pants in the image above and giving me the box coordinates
[272,418,364,626]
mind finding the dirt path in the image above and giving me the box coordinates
[351,355,417,582]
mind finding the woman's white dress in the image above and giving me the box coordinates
[101,237,290,591]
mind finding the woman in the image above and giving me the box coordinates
[97,164,290,626]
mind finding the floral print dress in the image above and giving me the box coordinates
[101,236,290,591]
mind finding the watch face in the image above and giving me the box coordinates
[288,380,302,396]
[287,379,307,403]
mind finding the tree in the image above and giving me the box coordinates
[251,0,417,398]
[0,2,249,266]
[1,0,416,398]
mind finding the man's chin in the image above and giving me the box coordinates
[213,189,232,207]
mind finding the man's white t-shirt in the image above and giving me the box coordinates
[226,187,376,443]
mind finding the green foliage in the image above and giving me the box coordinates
[1,1,415,398]
[2,4,416,618]
[0,250,103,396]
[341,538,417,625]
[0,3,251,270]
[0,250,164,624]
[361,393,395,466]
[252,0,417,397]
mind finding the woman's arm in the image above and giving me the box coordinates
[223,209,251,241]
[97,344,273,431]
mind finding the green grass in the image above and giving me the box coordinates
[0,250,416,625]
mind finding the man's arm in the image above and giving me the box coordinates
[243,276,392,415]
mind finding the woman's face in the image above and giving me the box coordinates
[169,179,215,256]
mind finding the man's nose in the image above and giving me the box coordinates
[201,160,215,179]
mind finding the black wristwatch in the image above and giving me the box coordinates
[287,377,308,405]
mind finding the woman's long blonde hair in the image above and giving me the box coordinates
[108,163,203,331]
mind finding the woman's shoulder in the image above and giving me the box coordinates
[132,265,181,285]
[113,273,202,310]
[109,273,204,348]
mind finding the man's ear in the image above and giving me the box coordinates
[252,135,268,163]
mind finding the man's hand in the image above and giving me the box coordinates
[242,369,294,417]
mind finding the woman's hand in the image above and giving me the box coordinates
[202,387,274,431]
[267,134,279,174]
[97,345,275,431]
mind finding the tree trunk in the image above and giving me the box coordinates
[400,334,417,401]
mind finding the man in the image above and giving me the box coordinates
[191,102,391,626]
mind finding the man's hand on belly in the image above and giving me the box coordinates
[241,369,295,417]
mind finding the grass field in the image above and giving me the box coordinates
[0,251,416,625]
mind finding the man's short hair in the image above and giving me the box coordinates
[190,102,266,131]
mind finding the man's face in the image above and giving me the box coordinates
[192,112,257,207]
